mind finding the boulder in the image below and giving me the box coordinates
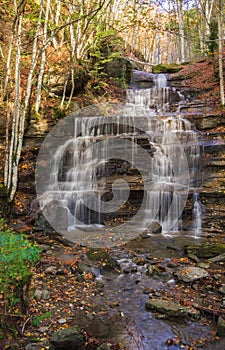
[177,267,208,283]
[146,299,189,317]
[50,326,85,350]
[104,58,133,84]
[86,248,120,272]
[184,243,225,259]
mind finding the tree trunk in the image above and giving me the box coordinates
[218,0,225,105]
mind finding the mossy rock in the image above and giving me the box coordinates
[50,326,84,350]
[184,243,225,258]
[104,58,133,84]
[152,64,182,74]
[86,248,120,272]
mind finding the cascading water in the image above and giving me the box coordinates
[192,191,202,236]
[37,72,202,244]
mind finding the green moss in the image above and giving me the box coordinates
[185,243,225,258]
[152,64,182,74]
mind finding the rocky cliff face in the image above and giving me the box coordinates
[1,69,225,238]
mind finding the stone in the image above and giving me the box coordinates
[219,285,225,295]
[50,326,85,350]
[38,326,49,333]
[217,317,225,336]
[133,256,147,265]
[146,299,189,317]
[177,267,208,283]
[34,289,42,301]
[86,248,120,272]
[147,221,162,234]
[146,264,160,276]
[184,243,225,259]
[25,344,42,350]
[197,262,210,269]
[209,253,225,263]
[42,289,50,300]
[58,318,67,324]
[45,266,56,275]
[187,254,200,263]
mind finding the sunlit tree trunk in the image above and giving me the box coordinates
[36,0,50,114]
[217,0,225,105]
[175,0,185,62]
[5,0,44,200]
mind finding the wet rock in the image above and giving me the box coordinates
[132,256,147,265]
[197,262,210,269]
[146,264,160,276]
[89,267,101,278]
[50,326,84,350]
[187,254,200,263]
[209,252,225,263]
[86,248,120,272]
[217,317,225,336]
[146,299,189,317]
[184,243,225,259]
[177,267,208,283]
[147,221,162,234]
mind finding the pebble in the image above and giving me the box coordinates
[219,285,225,295]
[34,289,42,301]
[58,318,67,324]
[38,326,49,333]
[45,266,56,274]
[42,289,50,300]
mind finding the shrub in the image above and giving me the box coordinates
[0,219,40,313]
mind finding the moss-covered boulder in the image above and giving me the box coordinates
[50,326,85,350]
[86,248,120,272]
[152,63,182,74]
[184,243,225,258]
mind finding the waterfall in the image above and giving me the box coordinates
[36,72,202,245]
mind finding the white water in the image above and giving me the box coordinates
[192,191,202,237]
